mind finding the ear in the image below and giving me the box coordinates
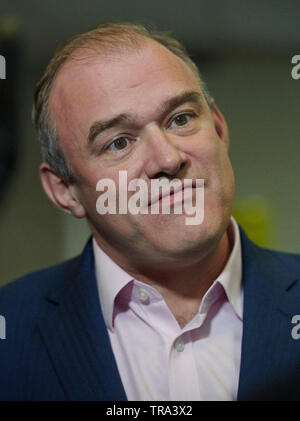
[210,99,230,149]
[39,163,86,218]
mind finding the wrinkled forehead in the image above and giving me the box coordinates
[48,39,203,145]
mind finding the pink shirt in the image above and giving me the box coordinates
[93,217,243,400]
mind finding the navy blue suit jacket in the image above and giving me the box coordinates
[1,227,300,401]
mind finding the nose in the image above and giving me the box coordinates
[142,124,188,178]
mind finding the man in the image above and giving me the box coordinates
[1,22,300,401]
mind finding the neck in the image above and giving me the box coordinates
[94,221,235,328]
[136,228,232,329]
[134,228,232,312]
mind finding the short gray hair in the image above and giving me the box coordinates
[32,22,211,181]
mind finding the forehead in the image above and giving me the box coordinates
[48,40,202,144]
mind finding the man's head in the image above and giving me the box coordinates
[33,22,211,182]
[33,22,235,271]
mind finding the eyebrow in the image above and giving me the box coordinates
[158,90,203,119]
[88,114,131,145]
[87,90,203,146]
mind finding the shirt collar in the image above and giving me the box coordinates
[212,217,243,320]
[93,238,134,331]
[93,216,243,330]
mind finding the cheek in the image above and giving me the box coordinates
[190,135,234,194]
[74,168,126,217]
[188,133,223,173]
[72,168,107,213]
[79,184,99,217]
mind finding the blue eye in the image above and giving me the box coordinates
[108,137,130,151]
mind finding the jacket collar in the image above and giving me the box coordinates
[237,227,300,400]
[38,239,127,401]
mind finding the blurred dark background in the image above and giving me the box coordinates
[0,0,299,286]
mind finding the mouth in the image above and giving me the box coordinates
[148,179,201,207]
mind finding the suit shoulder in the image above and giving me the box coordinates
[0,256,80,312]
[263,247,300,268]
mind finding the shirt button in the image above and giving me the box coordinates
[174,338,185,352]
[138,289,149,303]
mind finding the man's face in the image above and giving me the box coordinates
[48,40,235,269]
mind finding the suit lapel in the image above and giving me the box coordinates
[237,228,300,400]
[38,240,127,401]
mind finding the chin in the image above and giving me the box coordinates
[144,215,225,260]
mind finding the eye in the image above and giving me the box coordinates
[170,113,192,128]
[108,136,131,152]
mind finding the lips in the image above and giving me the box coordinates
[148,179,198,207]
